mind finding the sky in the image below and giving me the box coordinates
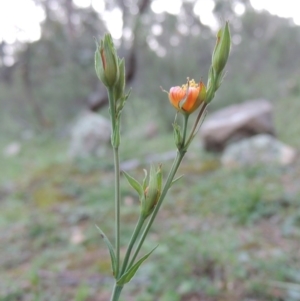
[0,0,300,44]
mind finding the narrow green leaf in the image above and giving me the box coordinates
[95,225,117,278]
[117,245,158,285]
[94,46,102,81]
[122,171,143,197]
[124,88,132,100]
[142,169,148,190]
[170,175,184,187]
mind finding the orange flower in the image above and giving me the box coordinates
[168,79,206,114]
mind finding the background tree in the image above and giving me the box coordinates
[1,0,300,133]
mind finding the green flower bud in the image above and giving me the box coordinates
[95,33,119,88]
[141,165,162,218]
[212,21,231,75]
[114,58,125,101]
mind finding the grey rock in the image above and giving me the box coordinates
[221,134,297,167]
[69,111,111,158]
[200,99,275,151]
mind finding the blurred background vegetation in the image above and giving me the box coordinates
[1,0,300,300]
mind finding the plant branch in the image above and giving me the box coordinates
[128,149,185,268]
[120,215,146,275]
[108,87,121,278]
[185,102,207,148]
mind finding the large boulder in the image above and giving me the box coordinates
[221,134,297,168]
[200,99,275,151]
[69,111,111,158]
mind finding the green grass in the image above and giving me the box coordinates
[0,96,300,301]
[0,135,68,184]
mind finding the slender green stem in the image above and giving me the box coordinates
[120,215,146,275]
[180,112,189,147]
[181,114,189,148]
[108,88,116,131]
[185,102,207,148]
[113,146,121,277]
[110,283,123,301]
[108,87,121,277]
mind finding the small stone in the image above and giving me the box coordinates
[221,134,297,167]
[3,142,21,157]
[70,227,84,244]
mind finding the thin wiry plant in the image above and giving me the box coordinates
[94,22,231,301]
